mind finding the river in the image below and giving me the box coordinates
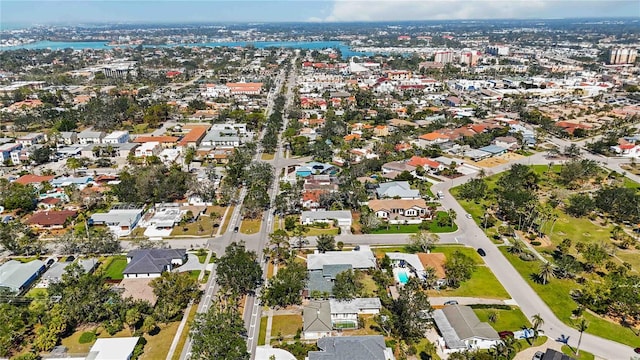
[1,40,373,58]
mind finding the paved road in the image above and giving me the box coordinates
[178,64,290,360]
[428,139,638,359]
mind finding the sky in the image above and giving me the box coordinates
[1,0,639,26]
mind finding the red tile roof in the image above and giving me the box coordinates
[26,210,77,226]
[15,174,55,185]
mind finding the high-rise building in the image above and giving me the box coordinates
[486,45,509,56]
[434,50,455,64]
[609,47,638,65]
[459,50,480,66]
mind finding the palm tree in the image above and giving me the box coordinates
[538,261,555,285]
[531,313,544,339]
[507,239,525,255]
[575,318,589,356]
[448,208,457,228]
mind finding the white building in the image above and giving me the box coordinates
[134,141,161,157]
[102,130,130,144]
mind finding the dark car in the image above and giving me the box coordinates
[635,348,640,354]
[477,248,487,256]
[499,331,514,339]
[233,226,239,233]
[444,300,459,306]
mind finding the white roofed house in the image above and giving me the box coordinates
[329,298,382,329]
[78,128,105,145]
[90,206,145,237]
[300,210,352,227]
[134,141,161,158]
[102,130,130,144]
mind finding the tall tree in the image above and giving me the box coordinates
[410,230,440,253]
[190,300,249,360]
[531,313,544,340]
[260,259,307,307]
[538,262,555,285]
[150,272,200,323]
[316,234,336,253]
[216,242,263,296]
[332,269,365,301]
[444,251,476,288]
[390,278,432,340]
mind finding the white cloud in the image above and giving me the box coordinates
[313,0,634,22]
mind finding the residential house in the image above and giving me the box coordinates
[375,181,420,199]
[226,82,263,95]
[296,162,336,178]
[367,198,430,223]
[50,176,93,189]
[0,143,21,164]
[303,300,333,339]
[306,264,352,298]
[418,252,447,285]
[373,125,389,137]
[90,207,145,237]
[88,337,141,360]
[329,298,382,329]
[418,132,450,148]
[58,132,78,145]
[302,190,324,210]
[177,124,210,148]
[307,246,377,272]
[102,130,130,144]
[445,96,462,107]
[78,128,105,145]
[477,145,508,157]
[407,156,445,172]
[26,210,77,229]
[307,336,395,360]
[14,174,54,187]
[134,142,161,157]
[0,259,46,294]
[386,252,427,282]
[492,136,519,151]
[381,161,416,174]
[122,248,187,278]
[432,305,501,353]
[300,210,352,227]
[611,143,640,158]
[16,132,45,146]
[133,136,179,148]
[200,129,241,147]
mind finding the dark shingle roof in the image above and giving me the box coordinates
[308,336,390,360]
[123,249,186,275]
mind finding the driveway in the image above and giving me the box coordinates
[175,254,201,272]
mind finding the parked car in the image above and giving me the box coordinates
[233,226,239,233]
[499,331,514,339]
[477,248,486,256]
[444,300,458,306]
[465,213,472,219]
[532,351,544,360]
[635,348,640,354]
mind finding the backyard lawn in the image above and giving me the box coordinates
[429,267,510,299]
[140,321,180,360]
[240,219,262,234]
[473,306,530,332]
[103,255,127,280]
[500,247,640,348]
[270,315,302,343]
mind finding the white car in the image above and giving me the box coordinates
[465,213,472,219]
[532,351,544,360]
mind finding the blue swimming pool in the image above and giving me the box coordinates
[396,269,410,284]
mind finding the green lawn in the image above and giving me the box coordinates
[561,345,595,360]
[103,255,127,280]
[240,219,262,234]
[500,247,640,348]
[171,305,199,360]
[270,315,302,343]
[304,227,340,236]
[473,306,531,332]
[170,215,216,236]
[141,321,180,360]
[187,270,200,281]
[258,316,268,346]
[261,153,275,160]
[432,245,484,264]
[370,213,457,234]
[547,214,613,248]
[430,267,510,299]
[26,288,48,299]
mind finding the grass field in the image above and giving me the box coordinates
[170,215,216,236]
[429,267,510,299]
[370,212,458,234]
[219,205,234,234]
[562,345,595,360]
[103,255,127,280]
[258,316,268,346]
[261,153,275,160]
[473,306,531,332]
[270,315,302,343]
[141,321,180,360]
[240,218,262,234]
[500,247,640,348]
[171,305,199,360]
[304,227,340,236]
